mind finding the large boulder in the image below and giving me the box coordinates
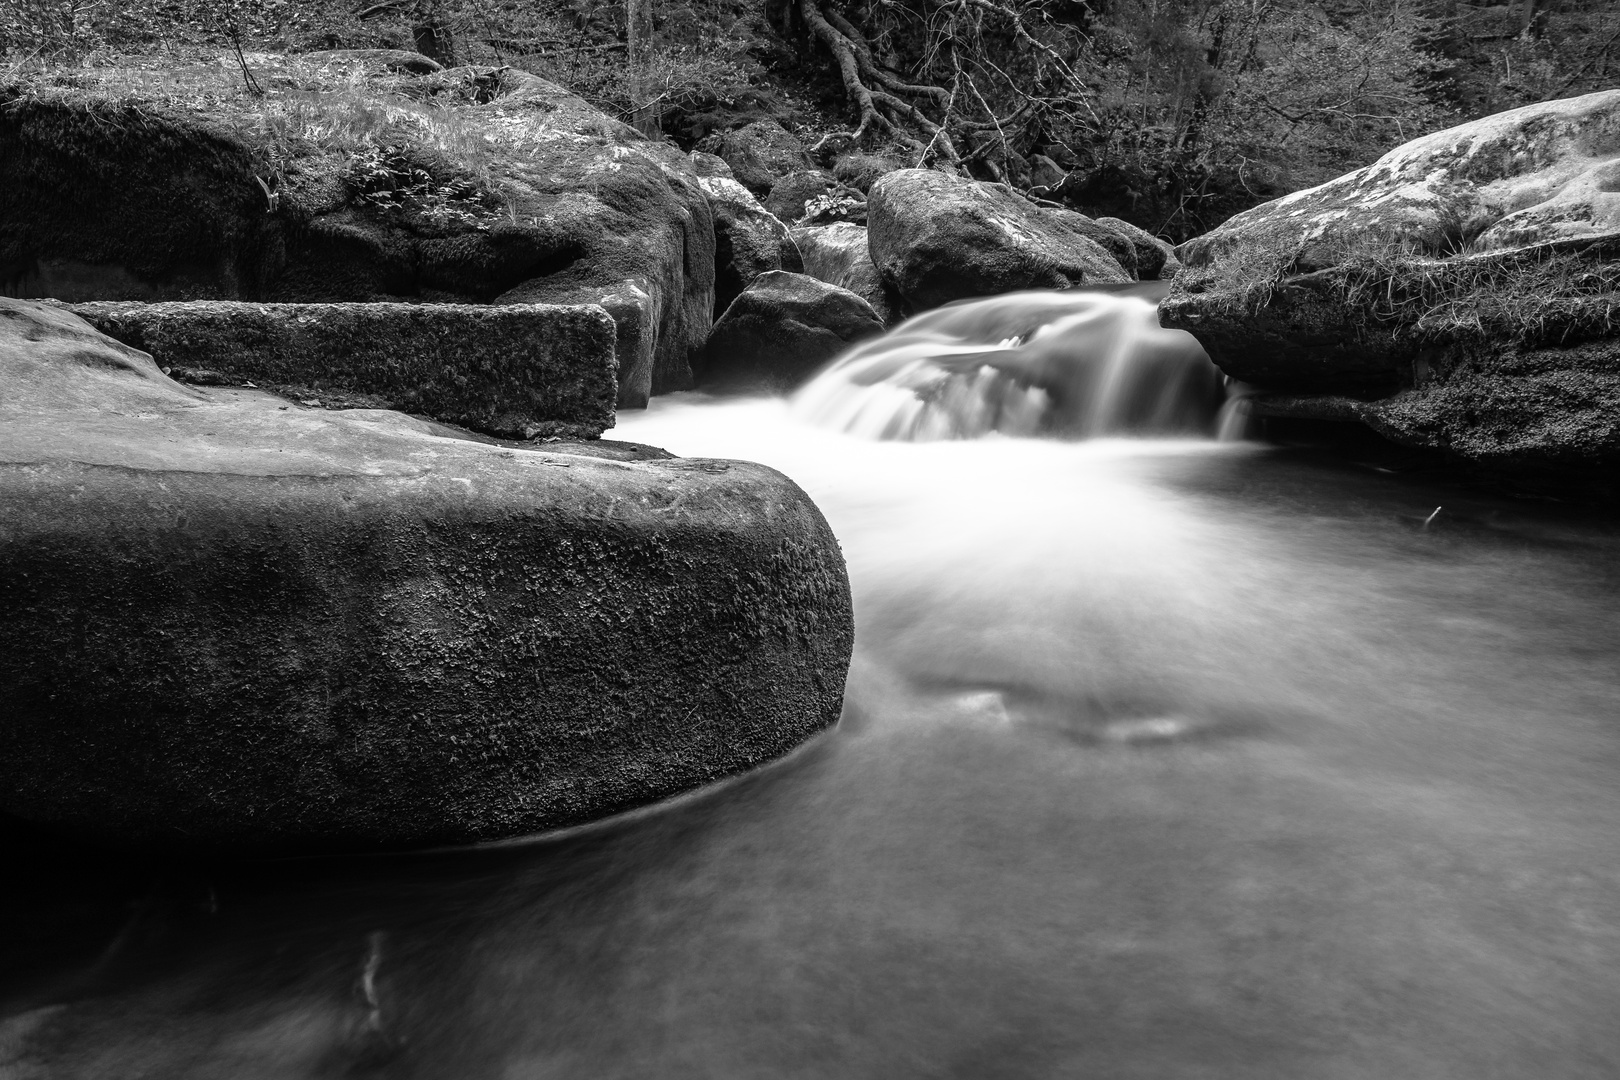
[867,169,1131,313]
[694,120,812,197]
[0,55,715,409]
[0,298,854,853]
[69,300,617,440]
[1161,90,1620,474]
[791,222,899,326]
[696,173,804,320]
[1177,89,1620,271]
[695,271,885,391]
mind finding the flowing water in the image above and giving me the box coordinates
[7,291,1620,1078]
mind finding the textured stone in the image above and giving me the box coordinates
[0,58,715,409]
[1158,89,1620,476]
[0,298,853,854]
[71,300,618,440]
[790,222,899,325]
[1095,217,1175,280]
[696,271,885,391]
[764,169,847,224]
[867,169,1130,313]
[697,174,804,319]
[694,120,812,197]
[1177,88,1620,269]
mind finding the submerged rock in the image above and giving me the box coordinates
[790,222,899,326]
[867,169,1131,313]
[0,56,715,408]
[0,299,853,853]
[696,271,885,392]
[696,173,804,320]
[1162,90,1620,474]
[71,300,618,440]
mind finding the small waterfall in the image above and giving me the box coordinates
[792,283,1227,441]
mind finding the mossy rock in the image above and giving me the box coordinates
[0,54,716,407]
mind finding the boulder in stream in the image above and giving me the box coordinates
[1161,89,1620,474]
[867,169,1131,313]
[696,270,885,391]
[0,298,854,853]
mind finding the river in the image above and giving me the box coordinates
[5,293,1620,1077]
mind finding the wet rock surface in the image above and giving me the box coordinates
[0,298,854,854]
[867,169,1130,313]
[69,300,618,440]
[696,271,885,392]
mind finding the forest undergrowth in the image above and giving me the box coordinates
[1,0,1615,240]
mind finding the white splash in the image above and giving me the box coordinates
[792,284,1226,441]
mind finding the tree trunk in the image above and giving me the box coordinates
[627,0,659,136]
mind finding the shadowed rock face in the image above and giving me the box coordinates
[696,271,885,392]
[694,120,812,197]
[0,299,853,854]
[867,169,1130,314]
[69,300,619,440]
[695,173,804,319]
[0,57,715,408]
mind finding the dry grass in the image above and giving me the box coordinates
[1185,228,1620,350]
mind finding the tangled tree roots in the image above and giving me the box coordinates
[779,0,1097,177]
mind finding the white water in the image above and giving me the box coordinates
[792,284,1229,441]
[8,300,1620,1078]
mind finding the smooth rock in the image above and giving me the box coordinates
[695,271,885,391]
[867,169,1131,313]
[0,58,715,409]
[0,298,853,854]
[697,174,804,319]
[70,300,618,440]
[790,222,899,325]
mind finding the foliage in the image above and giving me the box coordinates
[1067,0,1452,238]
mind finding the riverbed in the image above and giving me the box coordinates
[6,389,1620,1077]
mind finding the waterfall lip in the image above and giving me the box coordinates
[791,286,1226,442]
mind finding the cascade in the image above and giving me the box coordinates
[791,282,1231,441]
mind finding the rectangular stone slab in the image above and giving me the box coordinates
[68,300,619,440]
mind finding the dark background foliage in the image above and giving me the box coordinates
[1,0,1614,239]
